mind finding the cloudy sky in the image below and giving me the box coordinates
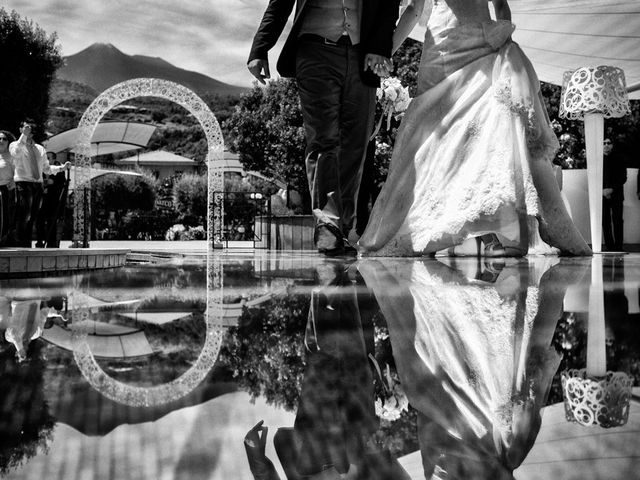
[3,0,286,87]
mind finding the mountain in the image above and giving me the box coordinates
[57,43,247,97]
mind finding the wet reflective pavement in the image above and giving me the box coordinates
[0,253,639,479]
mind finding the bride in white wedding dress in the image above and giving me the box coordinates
[357,0,592,257]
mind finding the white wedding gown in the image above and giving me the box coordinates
[358,257,587,478]
[358,0,591,256]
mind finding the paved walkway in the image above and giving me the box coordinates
[58,240,208,254]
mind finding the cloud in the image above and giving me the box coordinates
[3,0,289,87]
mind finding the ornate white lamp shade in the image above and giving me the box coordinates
[561,369,633,428]
[559,66,631,253]
[560,66,631,120]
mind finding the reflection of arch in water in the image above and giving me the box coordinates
[72,78,224,247]
[71,254,223,407]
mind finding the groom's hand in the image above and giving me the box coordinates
[364,54,393,78]
[248,58,271,85]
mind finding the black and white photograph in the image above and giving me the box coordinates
[0,1,639,479]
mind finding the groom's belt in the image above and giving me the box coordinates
[299,34,355,47]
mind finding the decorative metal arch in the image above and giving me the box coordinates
[72,78,224,247]
[69,78,225,406]
[70,253,224,407]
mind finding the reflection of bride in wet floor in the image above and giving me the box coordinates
[358,257,587,478]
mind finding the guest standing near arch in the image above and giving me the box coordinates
[9,119,69,248]
[248,0,400,256]
[0,130,16,247]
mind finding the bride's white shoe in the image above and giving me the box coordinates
[447,235,526,258]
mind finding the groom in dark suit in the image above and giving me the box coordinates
[248,0,400,255]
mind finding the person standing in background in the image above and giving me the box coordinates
[35,153,67,248]
[0,130,16,246]
[9,119,69,248]
[602,137,627,252]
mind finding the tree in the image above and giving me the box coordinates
[92,172,158,237]
[393,38,423,97]
[0,8,62,139]
[93,173,157,212]
[172,172,208,226]
[224,79,308,207]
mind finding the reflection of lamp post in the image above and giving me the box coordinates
[559,66,630,253]
[561,256,633,428]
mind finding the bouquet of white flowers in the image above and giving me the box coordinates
[370,76,411,140]
[369,354,409,422]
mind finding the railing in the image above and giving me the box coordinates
[212,192,316,250]
[212,192,271,249]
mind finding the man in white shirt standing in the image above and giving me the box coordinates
[9,119,70,247]
[0,130,16,246]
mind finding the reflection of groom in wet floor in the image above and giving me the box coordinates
[244,261,410,480]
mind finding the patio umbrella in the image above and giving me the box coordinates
[44,121,157,156]
[67,165,142,190]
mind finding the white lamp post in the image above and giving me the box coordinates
[559,66,630,253]
[561,256,633,428]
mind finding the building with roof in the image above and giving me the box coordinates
[114,150,199,179]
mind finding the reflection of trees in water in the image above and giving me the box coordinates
[0,342,54,475]
[218,293,309,411]
[75,264,207,292]
[218,293,420,458]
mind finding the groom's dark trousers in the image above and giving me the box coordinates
[296,36,374,237]
[248,0,399,239]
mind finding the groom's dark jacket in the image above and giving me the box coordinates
[248,0,400,88]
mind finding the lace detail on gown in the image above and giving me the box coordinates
[408,264,553,445]
[358,258,573,476]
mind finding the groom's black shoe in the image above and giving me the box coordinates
[315,223,359,257]
[315,223,342,255]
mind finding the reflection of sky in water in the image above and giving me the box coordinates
[0,254,639,479]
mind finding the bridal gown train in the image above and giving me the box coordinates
[358,0,591,256]
[358,257,588,478]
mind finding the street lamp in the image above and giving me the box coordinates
[559,66,630,253]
